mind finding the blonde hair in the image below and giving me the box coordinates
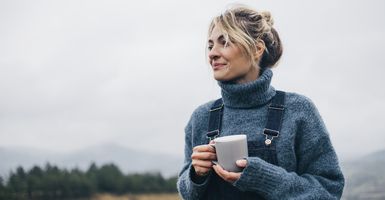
[207,5,283,68]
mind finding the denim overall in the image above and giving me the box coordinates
[202,91,285,200]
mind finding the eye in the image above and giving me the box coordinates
[208,45,213,50]
[222,40,230,47]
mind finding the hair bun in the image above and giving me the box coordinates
[260,11,274,28]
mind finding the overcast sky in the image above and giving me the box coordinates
[1,0,384,161]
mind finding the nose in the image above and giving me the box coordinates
[208,46,220,62]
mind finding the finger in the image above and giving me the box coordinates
[213,164,241,183]
[227,171,242,180]
[209,140,216,151]
[213,163,226,176]
[201,144,216,153]
[212,164,225,179]
[213,164,228,180]
[191,152,217,160]
[192,159,214,168]
[236,159,248,168]
[193,144,216,153]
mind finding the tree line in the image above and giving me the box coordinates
[0,162,178,200]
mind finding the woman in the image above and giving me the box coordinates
[177,5,345,200]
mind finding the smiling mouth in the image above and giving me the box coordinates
[212,64,227,70]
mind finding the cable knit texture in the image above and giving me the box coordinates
[177,68,345,199]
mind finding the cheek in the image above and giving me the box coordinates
[229,56,252,72]
[225,48,247,65]
[221,46,239,61]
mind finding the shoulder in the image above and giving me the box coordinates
[282,91,326,132]
[184,99,219,129]
[189,99,218,121]
[283,91,319,114]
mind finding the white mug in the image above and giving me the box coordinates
[212,134,248,172]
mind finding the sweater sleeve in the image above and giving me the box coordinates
[232,98,345,199]
[177,112,212,200]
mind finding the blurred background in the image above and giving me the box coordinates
[1,0,384,199]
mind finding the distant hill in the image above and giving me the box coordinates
[341,149,385,200]
[0,143,184,179]
[2,144,384,199]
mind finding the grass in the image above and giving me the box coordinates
[91,193,181,200]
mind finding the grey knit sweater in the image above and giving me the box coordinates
[177,68,345,199]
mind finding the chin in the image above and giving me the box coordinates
[213,73,232,82]
[214,72,248,83]
[213,73,226,81]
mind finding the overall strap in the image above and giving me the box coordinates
[206,90,286,145]
[206,98,224,142]
[263,90,286,146]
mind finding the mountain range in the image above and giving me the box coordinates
[341,149,385,200]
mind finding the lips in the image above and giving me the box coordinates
[212,63,227,70]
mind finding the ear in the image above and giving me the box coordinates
[254,40,266,60]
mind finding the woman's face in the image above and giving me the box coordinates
[208,25,260,83]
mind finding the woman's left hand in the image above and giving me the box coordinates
[212,159,248,184]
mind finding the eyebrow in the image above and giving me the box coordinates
[208,35,225,44]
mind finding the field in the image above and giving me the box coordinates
[91,193,181,200]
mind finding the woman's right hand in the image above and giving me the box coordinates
[191,140,217,177]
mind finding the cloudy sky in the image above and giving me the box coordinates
[1,0,384,161]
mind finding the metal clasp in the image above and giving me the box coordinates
[207,130,219,141]
[262,128,279,146]
[209,104,224,112]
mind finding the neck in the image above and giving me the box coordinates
[217,68,276,108]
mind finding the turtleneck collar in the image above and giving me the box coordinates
[217,68,276,108]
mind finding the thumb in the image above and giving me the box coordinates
[236,159,248,168]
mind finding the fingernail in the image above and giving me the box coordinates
[237,159,246,164]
